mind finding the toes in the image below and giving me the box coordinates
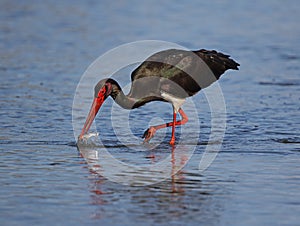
[142,128,150,139]
[142,127,156,142]
[169,138,175,145]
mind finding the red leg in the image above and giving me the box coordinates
[169,111,177,145]
[142,108,188,144]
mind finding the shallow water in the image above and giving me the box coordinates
[1,0,300,225]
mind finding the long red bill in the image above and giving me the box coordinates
[79,97,104,139]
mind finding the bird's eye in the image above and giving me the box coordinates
[97,86,106,98]
[101,87,106,95]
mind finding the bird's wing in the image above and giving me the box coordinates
[129,49,240,100]
[130,49,189,81]
[130,49,208,98]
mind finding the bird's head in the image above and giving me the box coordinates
[79,78,115,139]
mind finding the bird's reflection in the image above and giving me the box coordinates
[170,145,188,193]
[78,142,191,195]
[77,143,222,222]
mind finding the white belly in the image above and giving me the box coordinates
[160,91,186,112]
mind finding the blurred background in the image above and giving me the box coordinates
[0,1,299,225]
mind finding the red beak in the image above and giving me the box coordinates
[79,96,105,139]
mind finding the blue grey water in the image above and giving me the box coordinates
[1,0,300,225]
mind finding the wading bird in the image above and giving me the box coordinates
[78,49,239,145]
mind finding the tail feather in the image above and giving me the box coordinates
[194,49,240,79]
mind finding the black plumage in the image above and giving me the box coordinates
[127,49,239,107]
[80,48,240,144]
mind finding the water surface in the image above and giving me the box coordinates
[0,1,300,225]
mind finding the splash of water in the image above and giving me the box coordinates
[77,132,99,146]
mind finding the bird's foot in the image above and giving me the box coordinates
[142,126,156,143]
[169,137,175,145]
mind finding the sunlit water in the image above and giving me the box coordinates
[1,1,300,225]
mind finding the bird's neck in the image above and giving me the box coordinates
[110,81,137,109]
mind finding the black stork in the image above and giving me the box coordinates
[78,49,239,145]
